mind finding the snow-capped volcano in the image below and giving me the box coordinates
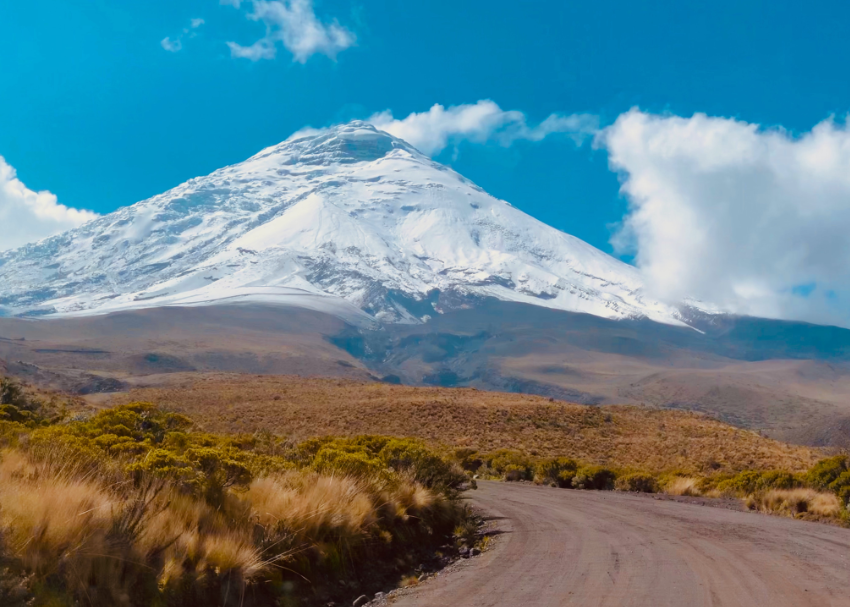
[0,121,698,325]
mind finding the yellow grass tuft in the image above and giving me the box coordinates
[746,488,841,518]
[0,444,459,605]
[664,477,703,496]
[0,450,114,571]
[0,392,479,606]
[0,449,134,603]
[247,472,378,549]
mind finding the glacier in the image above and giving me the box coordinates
[0,121,704,326]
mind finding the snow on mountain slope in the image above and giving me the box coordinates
[0,122,700,326]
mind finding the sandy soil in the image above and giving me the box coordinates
[391,481,850,607]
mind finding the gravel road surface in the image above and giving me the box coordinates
[391,481,850,607]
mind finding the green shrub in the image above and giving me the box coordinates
[348,434,393,454]
[837,484,850,506]
[0,405,34,424]
[379,438,464,489]
[712,469,801,496]
[615,472,658,493]
[311,447,385,477]
[486,450,534,481]
[127,447,191,476]
[295,436,465,489]
[453,448,483,472]
[572,466,616,490]
[292,436,335,464]
[806,456,849,490]
[535,457,578,487]
[827,470,850,505]
[0,420,28,448]
[756,470,801,491]
[0,379,30,411]
[0,378,54,427]
[716,470,763,495]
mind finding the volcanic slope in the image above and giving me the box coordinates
[0,122,704,325]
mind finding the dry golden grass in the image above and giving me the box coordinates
[746,488,842,518]
[112,373,823,474]
[245,471,444,567]
[248,473,378,550]
[0,450,116,578]
[663,477,703,496]
[142,492,264,584]
[0,448,264,604]
[0,442,455,606]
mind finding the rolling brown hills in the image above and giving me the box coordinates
[0,305,375,394]
[107,373,821,474]
[3,301,850,449]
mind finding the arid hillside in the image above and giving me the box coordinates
[0,305,375,394]
[5,302,850,451]
[109,373,822,474]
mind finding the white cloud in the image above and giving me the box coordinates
[163,18,205,52]
[0,157,97,252]
[368,100,599,156]
[227,39,276,60]
[225,0,355,63]
[160,36,182,52]
[599,109,850,326]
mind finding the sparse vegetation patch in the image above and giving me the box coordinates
[0,378,477,607]
[114,374,822,474]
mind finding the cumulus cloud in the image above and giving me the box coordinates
[0,157,97,252]
[225,0,355,63]
[368,100,599,156]
[599,109,850,326]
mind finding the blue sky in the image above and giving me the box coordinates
[3,0,850,324]
[2,0,847,251]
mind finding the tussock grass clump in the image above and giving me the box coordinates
[0,385,472,606]
[746,488,842,519]
[663,476,704,496]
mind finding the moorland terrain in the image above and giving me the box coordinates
[3,354,850,605]
[4,301,850,450]
[107,372,819,474]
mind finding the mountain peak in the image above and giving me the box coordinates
[0,122,706,327]
[255,120,420,166]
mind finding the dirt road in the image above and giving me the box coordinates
[392,481,850,607]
